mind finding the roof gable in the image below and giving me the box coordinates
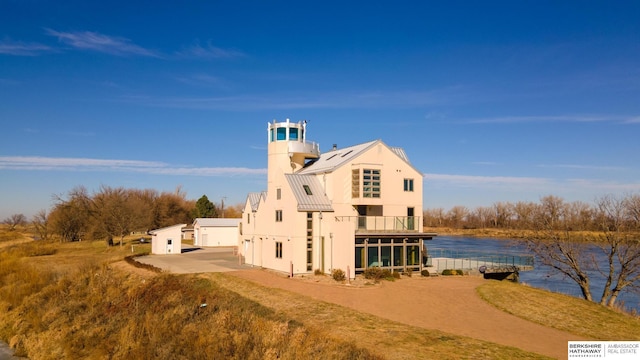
[246,191,266,212]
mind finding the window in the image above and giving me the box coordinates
[247,213,250,224]
[289,128,299,140]
[404,178,414,192]
[351,169,360,198]
[275,210,283,222]
[306,212,313,271]
[276,188,281,200]
[276,127,286,140]
[303,184,313,195]
[276,241,283,258]
[363,169,381,198]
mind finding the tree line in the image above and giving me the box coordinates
[423,194,640,232]
[3,186,243,245]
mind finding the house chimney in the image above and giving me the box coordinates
[332,144,337,151]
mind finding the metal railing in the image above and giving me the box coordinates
[335,216,421,232]
[425,248,534,272]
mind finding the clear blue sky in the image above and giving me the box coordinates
[1,1,639,219]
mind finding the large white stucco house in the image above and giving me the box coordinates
[238,119,435,278]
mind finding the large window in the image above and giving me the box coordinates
[404,178,414,192]
[275,210,283,222]
[275,242,283,258]
[363,169,381,198]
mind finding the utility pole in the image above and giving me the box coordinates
[220,196,227,218]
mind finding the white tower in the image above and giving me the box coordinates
[267,119,320,191]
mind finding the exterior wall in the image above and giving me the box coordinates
[194,219,240,247]
[151,224,184,255]
[198,225,238,247]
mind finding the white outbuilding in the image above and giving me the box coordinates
[193,218,241,247]
[150,224,186,255]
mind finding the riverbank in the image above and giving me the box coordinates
[425,226,531,239]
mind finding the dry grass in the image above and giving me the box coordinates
[477,280,640,340]
[207,273,550,360]
[0,231,382,360]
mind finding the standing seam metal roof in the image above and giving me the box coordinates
[297,140,378,174]
[285,174,334,212]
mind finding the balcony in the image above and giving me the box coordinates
[288,141,320,158]
[335,216,421,233]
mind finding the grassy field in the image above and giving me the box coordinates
[2,226,639,359]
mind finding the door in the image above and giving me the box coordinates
[167,239,173,253]
[407,207,415,230]
[357,205,367,229]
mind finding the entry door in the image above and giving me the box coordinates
[202,234,208,247]
[167,239,173,253]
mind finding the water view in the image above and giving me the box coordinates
[424,236,640,313]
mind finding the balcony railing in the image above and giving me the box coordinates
[335,216,421,233]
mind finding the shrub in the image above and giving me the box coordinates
[441,269,465,276]
[331,269,346,282]
[363,267,383,282]
[314,269,324,276]
[392,271,401,279]
[402,268,413,277]
[421,269,430,277]
[363,267,397,282]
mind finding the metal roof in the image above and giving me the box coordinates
[193,218,241,227]
[285,174,334,212]
[390,146,409,163]
[297,140,378,175]
[246,191,266,212]
[149,223,187,234]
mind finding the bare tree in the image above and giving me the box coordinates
[593,195,640,307]
[93,186,141,247]
[526,194,640,308]
[512,201,537,229]
[2,213,27,230]
[32,209,50,241]
[447,206,468,228]
[526,196,595,301]
[49,186,92,242]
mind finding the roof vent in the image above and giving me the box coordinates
[332,144,337,150]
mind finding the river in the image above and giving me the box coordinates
[424,236,640,313]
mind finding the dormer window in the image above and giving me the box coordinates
[303,185,313,195]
